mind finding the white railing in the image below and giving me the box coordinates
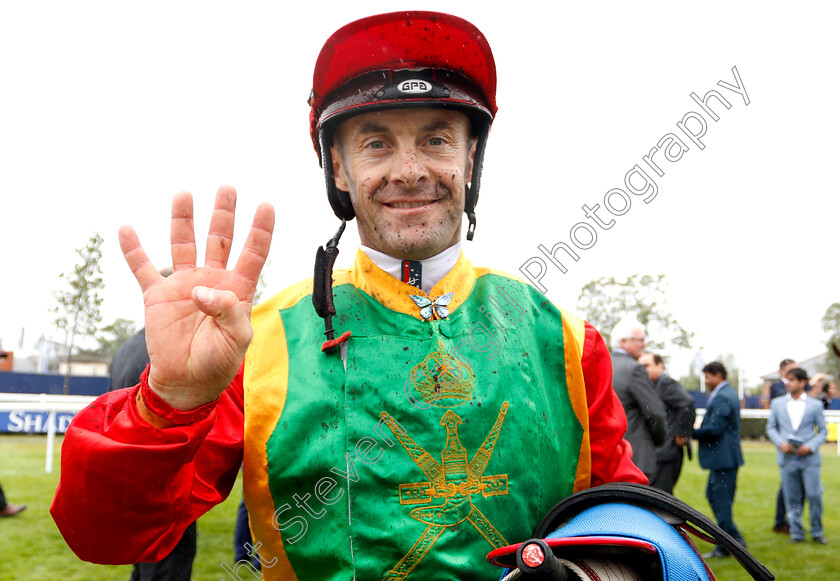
[695,409,840,455]
[0,393,96,473]
[4,394,839,474]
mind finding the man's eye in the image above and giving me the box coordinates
[368,140,385,149]
[428,137,444,146]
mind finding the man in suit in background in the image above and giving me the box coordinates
[610,318,666,481]
[693,361,745,558]
[639,353,696,495]
[762,358,797,534]
[766,367,828,544]
[761,358,796,409]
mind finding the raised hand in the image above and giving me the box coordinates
[119,186,275,410]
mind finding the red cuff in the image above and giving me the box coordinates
[138,365,219,426]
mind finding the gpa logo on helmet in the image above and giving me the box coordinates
[398,80,432,94]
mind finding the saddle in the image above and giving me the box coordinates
[487,483,774,581]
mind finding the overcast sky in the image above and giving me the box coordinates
[1,0,837,384]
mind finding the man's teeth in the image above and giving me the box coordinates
[389,201,430,208]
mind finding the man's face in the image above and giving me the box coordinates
[639,353,664,382]
[704,372,723,390]
[781,362,796,381]
[788,376,807,397]
[620,330,647,360]
[331,108,476,260]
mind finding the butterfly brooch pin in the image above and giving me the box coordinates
[409,292,454,320]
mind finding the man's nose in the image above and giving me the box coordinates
[390,146,428,188]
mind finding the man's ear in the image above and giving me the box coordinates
[466,137,477,180]
[331,145,349,192]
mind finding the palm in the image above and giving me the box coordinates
[120,187,274,409]
[143,269,249,390]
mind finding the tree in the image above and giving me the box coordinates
[576,274,692,352]
[253,259,271,305]
[717,353,742,394]
[96,318,137,361]
[678,368,702,393]
[52,233,105,394]
[821,302,840,373]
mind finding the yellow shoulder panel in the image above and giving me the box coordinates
[473,265,529,285]
[241,268,355,580]
[559,308,591,492]
[243,291,301,579]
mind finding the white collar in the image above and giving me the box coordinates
[360,242,462,295]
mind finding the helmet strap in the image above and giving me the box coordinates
[466,209,476,241]
[313,220,351,351]
[464,127,489,241]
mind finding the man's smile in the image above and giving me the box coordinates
[384,200,438,209]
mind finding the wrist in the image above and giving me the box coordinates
[139,365,220,426]
[146,365,224,410]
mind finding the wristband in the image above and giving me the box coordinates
[138,365,219,426]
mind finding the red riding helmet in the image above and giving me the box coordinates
[308,10,497,240]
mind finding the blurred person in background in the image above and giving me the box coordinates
[639,353,695,495]
[693,361,745,558]
[609,318,666,481]
[807,373,833,409]
[762,358,797,534]
[0,482,26,517]
[766,367,828,544]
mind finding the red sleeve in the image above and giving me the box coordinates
[49,365,245,564]
[581,321,647,486]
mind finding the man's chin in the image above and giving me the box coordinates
[378,233,456,260]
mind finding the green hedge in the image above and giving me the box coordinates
[741,417,768,440]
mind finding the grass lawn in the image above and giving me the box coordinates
[1,435,838,579]
[674,439,840,580]
[0,434,243,581]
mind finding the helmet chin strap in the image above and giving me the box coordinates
[464,128,489,242]
[466,206,477,241]
[312,220,351,352]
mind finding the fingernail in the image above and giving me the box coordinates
[196,287,214,303]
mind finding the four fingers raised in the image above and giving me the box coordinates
[124,189,275,301]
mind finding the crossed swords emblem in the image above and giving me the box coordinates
[378,402,510,580]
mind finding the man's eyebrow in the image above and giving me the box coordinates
[421,120,456,132]
[354,121,389,135]
[351,119,457,137]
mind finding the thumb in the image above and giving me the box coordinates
[192,286,249,332]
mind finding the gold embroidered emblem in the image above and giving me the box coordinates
[408,339,474,408]
[379,402,510,580]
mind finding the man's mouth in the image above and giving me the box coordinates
[385,200,435,209]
